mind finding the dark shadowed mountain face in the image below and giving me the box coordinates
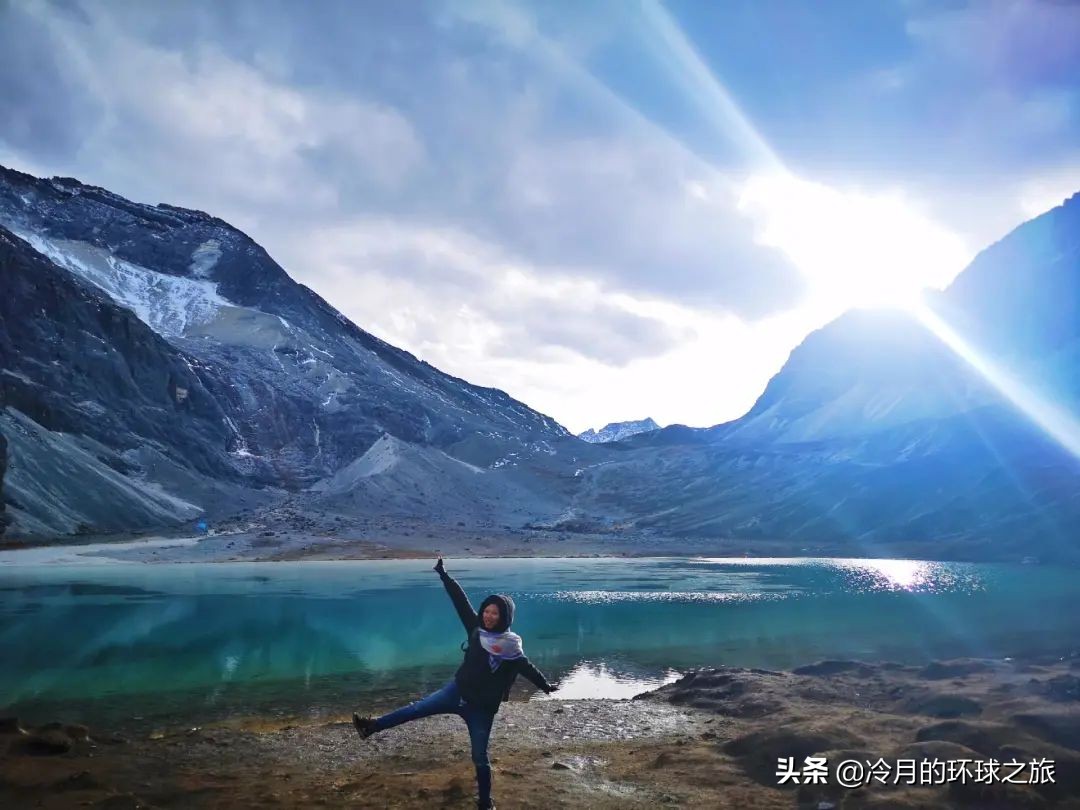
[0,225,253,535]
[0,166,571,537]
[0,431,7,533]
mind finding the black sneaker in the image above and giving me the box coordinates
[352,713,378,739]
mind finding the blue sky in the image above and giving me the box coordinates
[2,0,1078,432]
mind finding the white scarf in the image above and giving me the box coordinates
[477,628,524,671]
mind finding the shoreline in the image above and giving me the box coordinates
[0,526,1067,566]
[3,652,1078,807]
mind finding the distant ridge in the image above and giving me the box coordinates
[578,417,660,444]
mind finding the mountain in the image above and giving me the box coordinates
[0,166,571,538]
[578,417,660,444]
[568,191,1080,560]
[723,191,1080,446]
[2,163,1077,561]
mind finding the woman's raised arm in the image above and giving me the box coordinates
[517,655,556,693]
[434,558,477,633]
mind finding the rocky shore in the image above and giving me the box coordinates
[3,655,1080,808]
[0,519,1020,565]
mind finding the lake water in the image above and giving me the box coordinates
[0,557,1075,731]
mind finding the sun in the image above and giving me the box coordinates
[738,172,971,312]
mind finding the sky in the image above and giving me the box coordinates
[1,0,1079,434]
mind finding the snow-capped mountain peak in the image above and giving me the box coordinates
[578,417,660,443]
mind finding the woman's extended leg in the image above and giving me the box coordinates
[371,680,461,732]
[462,705,497,809]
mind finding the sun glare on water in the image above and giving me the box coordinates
[738,172,972,313]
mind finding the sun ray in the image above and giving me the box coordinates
[480,0,1078,465]
[637,0,783,171]
[912,300,1080,461]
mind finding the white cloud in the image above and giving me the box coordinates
[293,219,692,367]
[17,3,424,211]
[289,216,823,432]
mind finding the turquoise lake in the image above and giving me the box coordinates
[0,557,1076,730]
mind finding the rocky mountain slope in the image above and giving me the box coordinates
[0,225,257,535]
[0,166,572,537]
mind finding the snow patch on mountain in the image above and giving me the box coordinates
[16,231,230,338]
[189,238,222,277]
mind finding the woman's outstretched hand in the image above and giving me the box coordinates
[434,557,445,575]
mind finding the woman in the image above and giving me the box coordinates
[353,557,558,810]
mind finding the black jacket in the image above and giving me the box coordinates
[438,568,553,713]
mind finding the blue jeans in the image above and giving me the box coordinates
[374,679,496,806]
